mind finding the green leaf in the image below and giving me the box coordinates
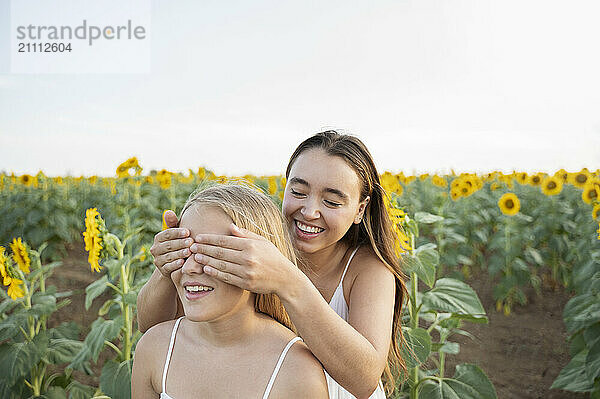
[0,331,48,382]
[69,316,123,370]
[452,364,497,399]
[421,278,486,316]
[418,364,497,399]
[405,243,439,288]
[586,339,600,382]
[0,296,19,314]
[46,338,84,364]
[40,386,68,399]
[584,323,600,349]
[31,292,58,317]
[50,322,81,341]
[402,327,431,368]
[564,293,600,333]
[551,350,594,392]
[415,212,444,224]
[0,312,29,341]
[85,275,109,311]
[123,292,137,306]
[98,299,115,316]
[434,342,460,355]
[66,380,95,399]
[100,359,132,399]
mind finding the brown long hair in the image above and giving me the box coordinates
[286,130,409,394]
[179,182,297,332]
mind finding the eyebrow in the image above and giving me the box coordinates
[288,177,349,201]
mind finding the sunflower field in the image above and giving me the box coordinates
[1,157,599,398]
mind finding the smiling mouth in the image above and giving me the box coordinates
[295,220,325,235]
[185,285,214,293]
[183,284,214,300]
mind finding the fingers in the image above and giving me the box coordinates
[229,223,264,240]
[155,228,190,245]
[193,233,247,250]
[203,265,247,289]
[160,259,185,276]
[194,253,244,277]
[190,243,243,264]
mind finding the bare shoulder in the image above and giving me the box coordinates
[137,318,178,352]
[348,246,395,286]
[270,339,329,399]
[133,319,179,389]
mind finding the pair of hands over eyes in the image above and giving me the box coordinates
[149,210,296,295]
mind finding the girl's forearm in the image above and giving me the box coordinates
[136,268,179,332]
[279,271,384,399]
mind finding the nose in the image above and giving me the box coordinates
[182,255,205,275]
[301,198,321,219]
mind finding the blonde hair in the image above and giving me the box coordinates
[179,182,296,332]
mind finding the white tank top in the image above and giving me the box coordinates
[325,246,386,399]
[159,316,303,399]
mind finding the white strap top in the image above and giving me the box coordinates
[159,316,303,399]
[325,246,386,399]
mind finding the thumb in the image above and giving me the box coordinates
[163,210,179,229]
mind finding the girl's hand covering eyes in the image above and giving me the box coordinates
[190,223,299,296]
[150,210,193,278]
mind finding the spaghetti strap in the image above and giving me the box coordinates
[262,336,303,399]
[162,316,185,394]
[340,246,360,285]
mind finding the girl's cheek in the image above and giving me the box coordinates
[171,269,182,285]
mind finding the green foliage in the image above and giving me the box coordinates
[389,206,497,399]
[0,244,87,398]
[552,270,600,396]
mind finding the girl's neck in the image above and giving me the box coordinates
[300,241,352,278]
[182,297,269,348]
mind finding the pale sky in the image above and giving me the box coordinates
[1,0,599,177]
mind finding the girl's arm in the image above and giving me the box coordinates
[281,258,395,398]
[131,330,160,398]
[137,268,183,332]
[138,213,189,332]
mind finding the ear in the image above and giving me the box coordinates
[354,196,370,224]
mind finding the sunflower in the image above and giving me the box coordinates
[1,247,25,300]
[393,223,412,256]
[554,169,568,183]
[267,176,278,195]
[592,204,600,220]
[157,169,173,189]
[541,176,563,196]
[0,246,7,279]
[490,182,500,191]
[582,180,600,204]
[116,157,142,178]
[516,172,529,185]
[6,277,25,300]
[528,173,544,186]
[19,174,31,185]
[597,222,600,240]
[82,208,104,273]
[450,188,460,201]
[432,175,447,188]
[569,169,591,189]
[498,193,520,216]
[10,238,31,274]
[381,172,402,194]
[459,181,474,198]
